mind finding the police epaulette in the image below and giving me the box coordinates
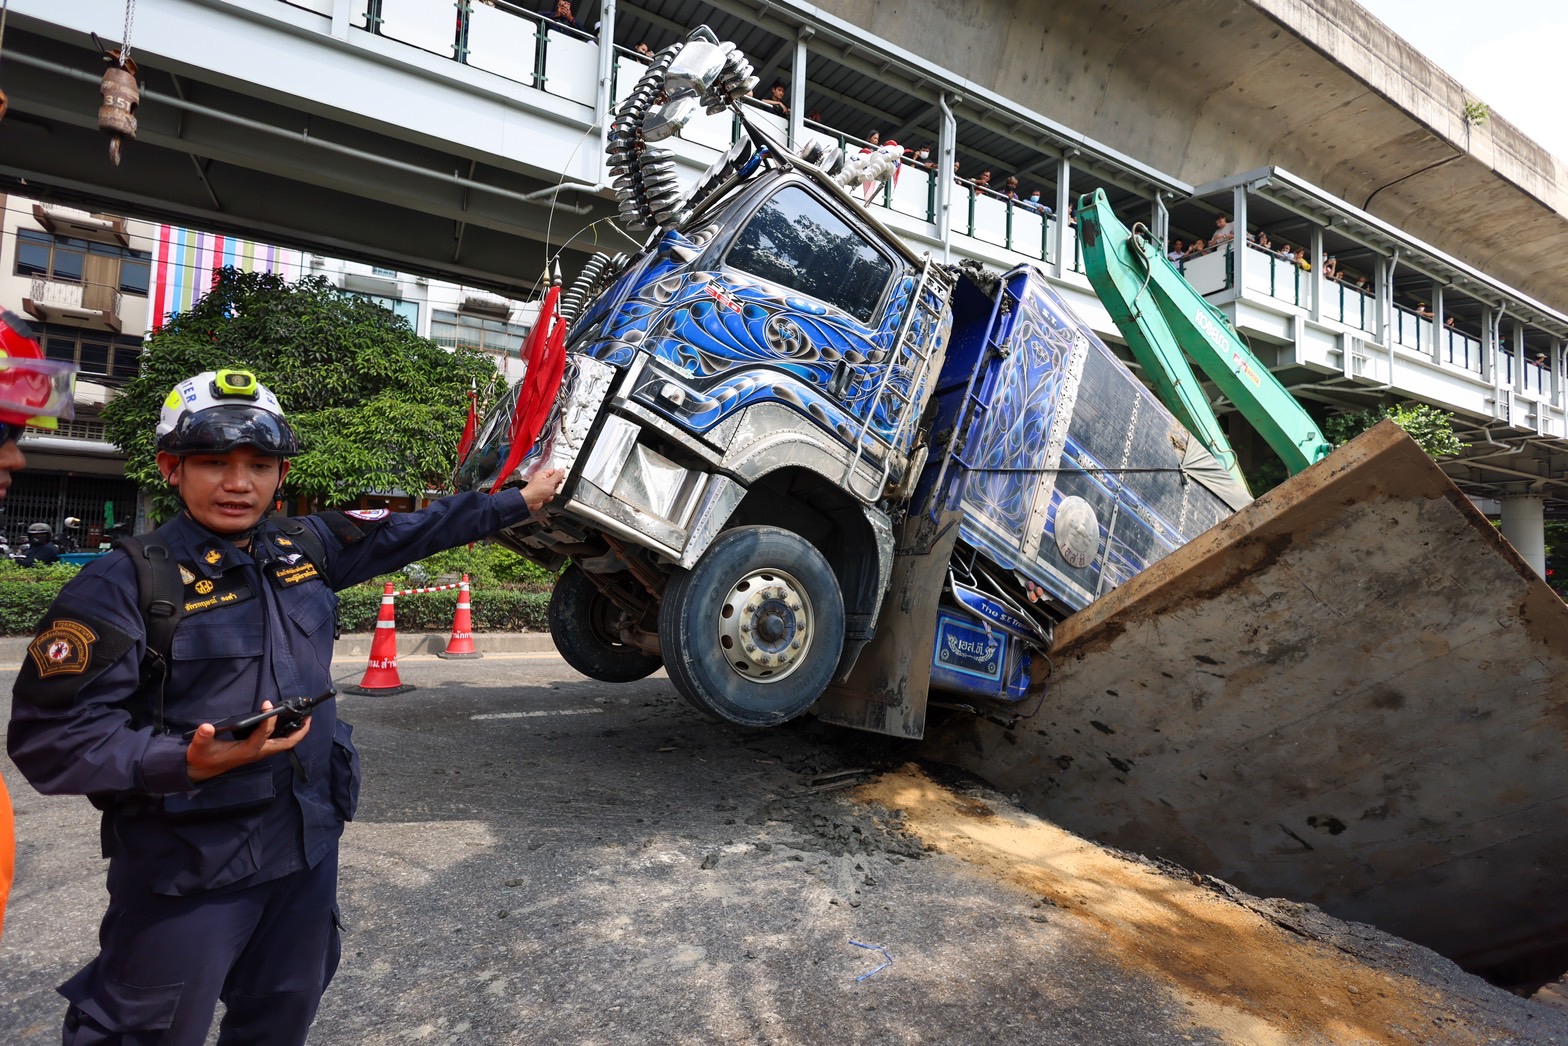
[315,511,371,546]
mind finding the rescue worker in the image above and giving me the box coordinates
[7,368,564,1044]
[19,521,60,566]
[0,308,80,941]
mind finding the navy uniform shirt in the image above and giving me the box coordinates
[20,540,59,567]
[7,489,534,896]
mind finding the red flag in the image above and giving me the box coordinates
[455,387,478,465]
[513,305,568,455]
[490,285,561,493]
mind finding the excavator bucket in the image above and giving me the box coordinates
[920,420,1568,980]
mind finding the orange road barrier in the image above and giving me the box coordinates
[345,582,415,694]
[436,574,482,660]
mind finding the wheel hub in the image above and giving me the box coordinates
[716,569,813,683]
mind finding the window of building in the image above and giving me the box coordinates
[431,309,529,356]
[119,250,151,296]
[38,323,143,381]
[725,185,894,322]
[14,229,55,279]
[354,293,421,331]
[16,230,88,282]
[14,229,151,297]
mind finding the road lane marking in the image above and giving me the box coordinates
[470,708,604,720]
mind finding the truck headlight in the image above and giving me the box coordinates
[579,416,701,527]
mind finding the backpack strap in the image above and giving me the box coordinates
[113,533,184,735]
[268,515,339,637]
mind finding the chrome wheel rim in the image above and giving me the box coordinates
[715,567,814,683]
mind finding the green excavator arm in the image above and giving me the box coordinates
[1077,188,1332,483]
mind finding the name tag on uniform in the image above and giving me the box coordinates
[183,570,255,615]
[269,559,322,588]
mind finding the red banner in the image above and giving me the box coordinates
[489,285,563,493]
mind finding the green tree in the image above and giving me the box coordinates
[1322,402,1464,459]
[102,267,499,518]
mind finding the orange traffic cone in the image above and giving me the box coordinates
[346,582,415,694]
[436,574,482,660]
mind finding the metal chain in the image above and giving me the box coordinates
[119,0,135,66]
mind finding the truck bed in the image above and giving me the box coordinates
[919,420,1568,979]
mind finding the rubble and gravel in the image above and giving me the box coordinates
[4,654,1565,1044]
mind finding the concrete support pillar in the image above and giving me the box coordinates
[593,0,617,179]
[1553,337,1564,409]
[1054,153,1074,278]
[332,0,354,40]
[1499,495,1547,578]
[789,28,811,148]
[1481,306,1495,383]
[1373,256,1388,347]
[937,93,957,263]
[1309,224,1323,322]
[1512,320,1526,392]
[1231,184,1248,297]
[1430,282,1444,365]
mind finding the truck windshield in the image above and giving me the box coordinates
[726,185,893,322]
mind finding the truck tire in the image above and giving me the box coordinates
[658,526,845,727]
[549,565,664,683]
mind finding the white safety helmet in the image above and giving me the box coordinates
[156,369,299,457]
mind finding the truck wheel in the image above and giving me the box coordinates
[549,565,664,682]
[659,526,845,727]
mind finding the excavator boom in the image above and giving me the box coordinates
[1077,189,1332,478]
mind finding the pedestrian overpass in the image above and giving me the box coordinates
[3,0,1566,563]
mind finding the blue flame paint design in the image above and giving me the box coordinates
[586,226,939,459]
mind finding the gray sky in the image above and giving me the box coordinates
[1356,0,1567,161]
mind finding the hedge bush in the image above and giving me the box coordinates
[0,560,76,633]
[0,563,553,636]
[387,542,558,591]
[335,586,551,632]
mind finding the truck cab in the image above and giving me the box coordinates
[459,158,955,727]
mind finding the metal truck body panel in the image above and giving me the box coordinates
[919,420,1568,977]
[938,267,1238,619]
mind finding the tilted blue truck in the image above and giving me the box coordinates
[454,29,1306,739]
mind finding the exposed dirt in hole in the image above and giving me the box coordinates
[854,763,1562,1045]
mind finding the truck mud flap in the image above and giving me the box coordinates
[919,420,1568,978]
[814,507,963,740]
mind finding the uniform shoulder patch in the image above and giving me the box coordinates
[344,508,389,522]
[28,620,97,678]
[14,612,137,710]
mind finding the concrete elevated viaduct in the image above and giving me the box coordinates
[826,0,1566,315]
[2,0,1567,543]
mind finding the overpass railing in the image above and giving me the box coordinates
[1443,329,1482,373]
[274,0,1561,417]
[353,0,600,104]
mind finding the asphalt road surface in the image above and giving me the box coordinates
[2,650,1562,1044]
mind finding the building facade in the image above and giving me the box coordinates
[0,196,541,540]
